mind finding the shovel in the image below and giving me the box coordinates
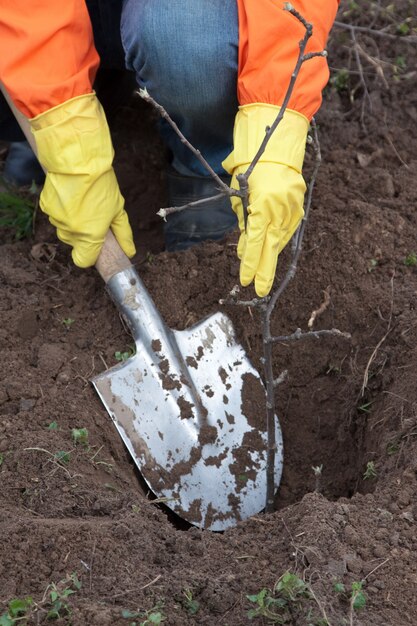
[93,233,283,530]
[3,84,283,530]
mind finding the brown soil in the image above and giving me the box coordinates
[1,4,417,624]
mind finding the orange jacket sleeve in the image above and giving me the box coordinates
[0,1,99,118]
[237,1,339,120]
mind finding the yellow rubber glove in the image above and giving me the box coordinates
[30,93,135,267]
[222,104,309,297]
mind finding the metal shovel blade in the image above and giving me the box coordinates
[92,267,283,531]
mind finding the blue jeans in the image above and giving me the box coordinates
[120,0,239,177]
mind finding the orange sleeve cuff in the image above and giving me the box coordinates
[0,0,99,118]
[237,0,339,120]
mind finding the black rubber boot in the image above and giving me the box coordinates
[3,141,45,187]
[164,168,237,251]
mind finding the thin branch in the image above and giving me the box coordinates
[157,193,226,219]
[308,286,331,329]
[360,273,395,397]
[242,6,325,182]
[270,328,351,345]
[334,20,417,43]
[350,29,372,124]
[273,370,288,388]
[138,88,232,195]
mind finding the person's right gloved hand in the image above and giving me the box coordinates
[222,104,308,298]
[30,93,135,266]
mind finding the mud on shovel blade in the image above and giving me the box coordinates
[92,238,283,531]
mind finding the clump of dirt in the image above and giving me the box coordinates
[1,3,417,623]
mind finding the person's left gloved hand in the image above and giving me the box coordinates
[30,93,136,267]
[223,104,309,298]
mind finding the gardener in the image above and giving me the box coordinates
[0,0,338,297]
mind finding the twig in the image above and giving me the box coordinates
[262,118,325,513]
[240,5,326,183]
[334,20,417,43]
[363,557,390,581]
[140,574,162,590]
[24,447,76,479]
[350,30,372,125]
[270,328,350,344]
[308,286,331,329]
[360,273,395,397]
[89,538,97,593]
[355,42,389,89]
[305,580,332,626]
[273,370,288,388]
[139,88,236,198]
[98,352,109,370]
[157,193,225,219]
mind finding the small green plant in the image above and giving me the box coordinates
[182,588,200,615]
[114,346,135,362]
[397,20,411,35]
[0,573,81,625]
[0,596,33,625]
[121,603,166,625]
[334,579,367,615]
[247,572,311,622]
[404,252,417,266]
[386,440,400,455]
[330,68,350,94]
[363,461,377,480]
[358,401,372,414]
[0,453,4,467]
[350,581,366,611]
[54,450,70,465]
[45,573,81,620]
[368,258,378,272]
[394,55,407,71]
[71,427,89,447]
[47,420,59,431]
[62,318,75,328]
[312,464,323,492]
[325,362,341,375]
[0,189,36,240]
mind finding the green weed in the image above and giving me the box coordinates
[335,579,367,613]
[0,573,81,624]
[0,189,36,240]
[351,581,366,611]
[121,602,166,625]
[397,20,411,35]
[330,68,350,94]
[247,572,311,622]
[358,401,373,414]
[181,588,200,615]
[404,252,417,266]
[62,318,75,328]
[386,440,400,455]
[71,427,89,447]
[54,450,71,465]
[115,345,135,362]
[46,421,59,431]
[363,461,377,480]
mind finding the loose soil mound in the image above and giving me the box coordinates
[1,4,417,624]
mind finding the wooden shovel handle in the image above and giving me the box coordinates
[95,231,132,283]
[1,83,132,284]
